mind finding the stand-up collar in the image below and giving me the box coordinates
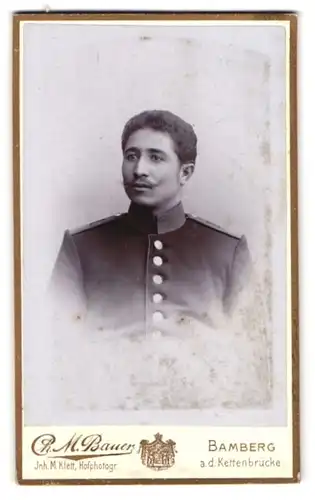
[127,202,186,234]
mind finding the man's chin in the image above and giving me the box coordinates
[125,190,156,207]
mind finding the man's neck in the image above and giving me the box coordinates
[151,196,182,216]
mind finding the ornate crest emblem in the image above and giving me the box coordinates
[139,433,176,471]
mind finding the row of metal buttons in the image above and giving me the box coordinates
[151,239,164,336]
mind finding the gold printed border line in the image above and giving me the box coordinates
[288,13,300,484]
[13,11,296,22]
[13,12,299,485]
[13,14,22,485]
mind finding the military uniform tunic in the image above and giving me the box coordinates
[51,202,251,334]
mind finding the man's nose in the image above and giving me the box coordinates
[133,157,149,177]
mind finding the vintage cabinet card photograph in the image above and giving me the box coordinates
[13,12,299,484]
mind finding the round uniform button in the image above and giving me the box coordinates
[154,240,163,250]
[153,275,163,285]
[152,311,164,322]
[153,256,163,267]
[153,293,163,304]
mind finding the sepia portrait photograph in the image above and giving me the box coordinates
[14,12,299,483]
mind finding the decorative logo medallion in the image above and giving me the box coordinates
[139,433,176,471]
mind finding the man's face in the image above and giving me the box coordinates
[122,128,186,212]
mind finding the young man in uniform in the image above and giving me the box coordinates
[51,109,251,335]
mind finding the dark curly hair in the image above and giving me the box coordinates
[121,110,197,164]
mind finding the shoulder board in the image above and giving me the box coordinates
[186,213,241,240]
[70,214,123,235]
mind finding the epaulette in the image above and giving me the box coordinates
[186,213,241,240]
[70,213,123,235]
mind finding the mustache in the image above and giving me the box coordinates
[123,180,154,188]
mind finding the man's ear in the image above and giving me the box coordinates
[179,163,195,186]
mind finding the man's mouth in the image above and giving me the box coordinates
[130,183,153,189]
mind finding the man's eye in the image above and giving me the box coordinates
[126,153,137,161]
[150,153,163,162]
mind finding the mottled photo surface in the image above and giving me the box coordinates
[21,22,288,426]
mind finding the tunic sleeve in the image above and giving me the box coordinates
[48,230,86,316]
[223,235,253,316]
